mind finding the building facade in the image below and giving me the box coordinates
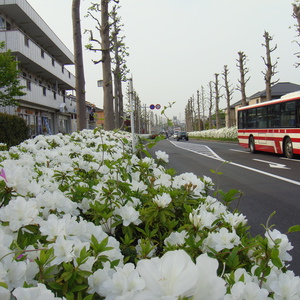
[0,0,78,136]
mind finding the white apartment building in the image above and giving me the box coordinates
[0,0,77,136]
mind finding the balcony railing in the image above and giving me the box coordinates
[19,77,76,113]
[0,29,75,89]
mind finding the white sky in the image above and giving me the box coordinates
[26,0,300,120]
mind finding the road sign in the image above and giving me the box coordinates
[150,104,155,110]
[156,104,161,109]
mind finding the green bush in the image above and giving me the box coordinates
[0,113,29,148]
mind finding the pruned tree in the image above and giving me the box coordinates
[185,97,193,132]
[222,65,234,127]
[214,73,220,129]
[200,86,206,130]
[208,81,214,129]
[86,0,119,131]
[110,5,129,129]
[196,89,201,131]
[0,42,26,107]
[236,51,250,107]
[72,0,87,131]
[292,2,300,66]
[262,31,279,101]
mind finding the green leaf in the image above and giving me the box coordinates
[270,248,283,269]
[288,225,300,233]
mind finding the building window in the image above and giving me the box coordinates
[26,79,31,91]
[6,21,11,30]
[53,91,56,100]
[41,49,44,58]
[52,57,55,66]
[43,86,46,96]
[24,36,29,47]
[0,17,4,30]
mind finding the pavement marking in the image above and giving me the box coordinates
[253,159,290,169]
[170,141,224,161]
[168,141,300,186]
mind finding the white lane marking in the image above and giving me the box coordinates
[169,141,300,186]
[230,149,250,153]
[253,159,290,169]
[170,141,224,161]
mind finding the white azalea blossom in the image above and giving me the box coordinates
[13,283,65,300]
[153,193,172,208]
[155,150,169,163]
[164,230,188,246]
[224,281,271,300]
[0,197,39,231]
[203,227,241,252]
[265,229,293,262]
[136,250,198,299]
[114,205,141,226]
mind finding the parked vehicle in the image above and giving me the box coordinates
[177,131,189,141]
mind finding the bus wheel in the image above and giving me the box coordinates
[284,137,294,159]
[249,136,256,153]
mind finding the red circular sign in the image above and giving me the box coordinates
[156,104,161,109]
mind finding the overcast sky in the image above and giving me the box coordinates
[27,0,299,120]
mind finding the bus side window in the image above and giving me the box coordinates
[296,104,300,127]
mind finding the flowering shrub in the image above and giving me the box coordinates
[188,126,238,140]
[0,129,299,299]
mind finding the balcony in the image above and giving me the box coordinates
[19,77,76,113]
[0,29,75,90]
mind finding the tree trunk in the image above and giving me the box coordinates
[263,31,272,101]
[214,73,220,129]
[237,52,247,107]
[101,0,115,130]
[72,0,86,131]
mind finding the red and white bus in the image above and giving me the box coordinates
[237,91,300,158]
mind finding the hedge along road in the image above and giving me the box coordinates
[148,138,300,275]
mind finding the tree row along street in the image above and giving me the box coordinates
[148,138,300,275]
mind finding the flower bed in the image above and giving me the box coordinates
[188,126,238,140]
[0,129,299,299]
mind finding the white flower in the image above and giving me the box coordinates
[0,197,39,231]
[189,207,217,229]
[224,281,271,300]
[136,250,198,298]
[193,253,226,300]
[153,193,172,208]
[2,257,27,290]
[155,150,169,163]
[39,214,66,241]
[269,272,300,300]
[0,160,30,195]
[265,229,293,262]
[223,212,247,228]
[99,263,145,299]
[204,227,240,252]
[13,283,65,300]
[50,236,74,265]
[164,231,187,246]
[114,205,141,227]
[0,286,10,300]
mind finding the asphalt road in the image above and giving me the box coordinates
[148,138,300,275]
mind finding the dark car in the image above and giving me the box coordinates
[177,131,189,141]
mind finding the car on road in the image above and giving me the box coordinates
[177,131,189,141]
